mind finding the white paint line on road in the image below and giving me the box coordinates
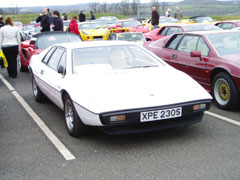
[0,73,76,161]
[205,111,240,127]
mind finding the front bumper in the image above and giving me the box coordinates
[99,99,211,135]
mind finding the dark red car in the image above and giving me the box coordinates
[19,32,82,72]
[144,30,240,110]
[109,19,151,34]
[215,20,240,30]
[144,24,221,41]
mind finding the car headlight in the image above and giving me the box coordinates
[82,31,89,35]
[193,104,207,111]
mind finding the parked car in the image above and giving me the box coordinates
[181,16,215,24]
[108,32,146,45]
[143,17,180,29]
[144,24,221,41]
[109,19,151,33]
[215,20,240,30]
[19,32,81,72]
[14,21,23,30]
[144,30,240,110]
[29,41,212,137]
[79,22,109,41]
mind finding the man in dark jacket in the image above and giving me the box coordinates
[90,11,96,20]
[79,11,86,22]
[151,7,159,29]
[36,8,51,32]
[52,10,63,31]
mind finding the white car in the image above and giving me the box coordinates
[29,41,212,137]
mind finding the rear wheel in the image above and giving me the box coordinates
[64,94,87,137]
[32,76,45,102]
[212,72,239,110]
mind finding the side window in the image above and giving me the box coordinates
[166,27,182,36]
[197,38,210,57]
[177,35,199,53]
[42,47,56,64]
[166,34,183,49]
[216,23,223,28]
[222,23,233,30]
[47,48,65,71]
[158,27,169,36]
[57,52,66,75]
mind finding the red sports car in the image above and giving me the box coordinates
[144,24,221,41]
[19,32,82,72]
[144,30,240,110]
[109,19,151,33]
[215,20,240,30]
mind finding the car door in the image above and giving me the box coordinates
[39,47,66,107]
[174,35,210,85]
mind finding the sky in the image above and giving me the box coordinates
[2,0,182,8]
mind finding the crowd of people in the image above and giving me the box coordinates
[0,8,96,78]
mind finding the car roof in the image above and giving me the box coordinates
[118,19,138,22]
[217,20,240,23]
[179,30,237,35]
[189,16,211,19]
[33,31,77,38]
[55,41,137,49]
[164,23,216,28]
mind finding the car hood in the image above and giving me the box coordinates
[221,54,240,67]
[81,29,108,36]
[65,67,212,114]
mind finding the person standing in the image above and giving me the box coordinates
[47,8,54,24]
[151,7,159,30]
[69,16,79,35]
[0,16,21,78]
[165,9,171,17]
[52,10,63,31]
[36,8,51,32]
[79,11,86,22]
[174,7,182,21]
[90,11,96,20]
[0,15,4,28]
[61,13,66,20]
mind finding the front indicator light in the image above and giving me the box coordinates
[193,104,206,111]
[110,115,126,122]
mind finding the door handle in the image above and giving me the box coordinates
[172,54,177,59]
[41,70,44,75]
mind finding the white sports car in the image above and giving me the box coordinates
[29,41,212,137]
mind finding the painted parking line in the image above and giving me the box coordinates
[205,111,240,127]
[0,73,75,161]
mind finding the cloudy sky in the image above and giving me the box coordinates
[2,0,182,7]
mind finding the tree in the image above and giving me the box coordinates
[131,0,140,15]
[89,0,98,13]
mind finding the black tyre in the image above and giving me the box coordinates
[64,94,87,137]
[32,76,45,102]
[212,72,239,110]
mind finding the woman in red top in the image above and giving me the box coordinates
[69,16,79,35]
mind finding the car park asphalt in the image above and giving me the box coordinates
[1,68,240,180]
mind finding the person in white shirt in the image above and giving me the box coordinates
[0,16,21,78]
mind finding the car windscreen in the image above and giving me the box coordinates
[184,24,221,31]
[191,17,213,23]
[122,21,141,27]
[160,18,179,24]
[117,33,145,42]
[79,23,100,30]
[36,34,81,49]
[22,25,35,31]
[207,32,240,56]
[72,45,162,73]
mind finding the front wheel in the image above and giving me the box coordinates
[212,72,239,110]
[64,94,87,137]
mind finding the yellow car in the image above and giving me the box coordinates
[79,22,109,41]
[181,16,216,24]
[142,16,180,29]
[104,28,132,40]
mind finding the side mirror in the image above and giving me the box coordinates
[190,51,201,58]
[58,65,64,75]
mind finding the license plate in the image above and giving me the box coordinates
[140,107,182,122]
